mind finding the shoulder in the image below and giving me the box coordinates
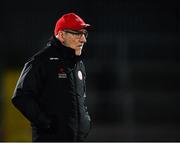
[28,42,57,64]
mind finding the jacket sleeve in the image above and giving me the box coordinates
[11,58,51,128]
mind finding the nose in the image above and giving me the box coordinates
[79,34,87,43]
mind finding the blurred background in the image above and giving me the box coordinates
[0,0,179,141]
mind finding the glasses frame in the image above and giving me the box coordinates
[63,29,88,39]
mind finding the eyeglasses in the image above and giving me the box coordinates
[63,29,88,38]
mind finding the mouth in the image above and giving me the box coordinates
[78,45,83,49]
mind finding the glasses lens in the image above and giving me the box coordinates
[83,31,88,38]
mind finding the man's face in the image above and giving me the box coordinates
[61,29,88,53]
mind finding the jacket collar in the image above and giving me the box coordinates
[51,35,76,60]
[47,35,86,61]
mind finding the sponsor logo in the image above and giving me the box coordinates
[49,57,59,60]
[58,67,67,78]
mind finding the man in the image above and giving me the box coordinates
[11,12,92,141]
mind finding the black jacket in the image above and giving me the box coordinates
[11,36,91,141]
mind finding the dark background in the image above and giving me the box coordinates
[1,0,180,141]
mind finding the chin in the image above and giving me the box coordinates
[75,50,82,56]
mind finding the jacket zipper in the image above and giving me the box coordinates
[72,63,80,140]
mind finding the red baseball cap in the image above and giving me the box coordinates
[54,13,90,35]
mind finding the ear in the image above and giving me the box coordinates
[57,31,64,42]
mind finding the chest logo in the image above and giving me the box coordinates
[78,70,83,80]
[58,68,67,78]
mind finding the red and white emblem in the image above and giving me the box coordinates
[58,67,67,78]
[78,70,83,80]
